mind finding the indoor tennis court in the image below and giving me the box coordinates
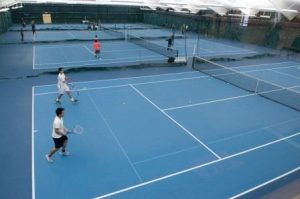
[0,1,299,199]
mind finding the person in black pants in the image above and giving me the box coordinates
[166,36,173,51]
[31,21,36,36]
[20,28,24,41]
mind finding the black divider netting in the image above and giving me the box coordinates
[192,56,300,112]
[127,34,178,58]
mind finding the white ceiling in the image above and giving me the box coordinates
[1,0,299,20]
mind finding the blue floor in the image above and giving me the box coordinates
[33,41,166,69]
[1,23,300,199]
[32,38,264,70]
[33,69,300,199]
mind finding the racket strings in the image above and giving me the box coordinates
[73,125,83,134]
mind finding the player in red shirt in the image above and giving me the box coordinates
[93,39,101,59]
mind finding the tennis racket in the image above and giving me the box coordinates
[68,125,84,135]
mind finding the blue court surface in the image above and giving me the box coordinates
[151,38,259,58]
[32,38,262,70]
[33,61,300,198]
[8,23,160,31]
[1,20,299,199]
[33,40,166,69]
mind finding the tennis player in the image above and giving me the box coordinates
[46,107,70,163]
[93,39,101,59]
[166,36,173,51]
[31,20,36,36]
[55,67,78,104]
[20,28,24,41]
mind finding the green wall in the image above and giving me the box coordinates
[8,3,300,51]
[0,11,12,34]
[144,11,300,51]
[11,3,143,24]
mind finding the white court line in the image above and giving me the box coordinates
[35,41,130,49]
[189,47,256,55]
[83,45,94,55]
[34,61,300,95]
[231,61,297,69]
[33,62,296,88]
[208,117,300,145]
[32,87,35,199]
[34,75,208,96]
[34,73,300,100]
[240,65,299,73]
[34,71,199,88]
[199,39,253,50]
[33,46,35,69]
[201,64,299,75]
[67,31,76,39]
[271,69,300,81]
[163,83,300,111]
[93,132,300,199]
[36,44,84,49]
[130,84,221,159]
[34,55,163,66]
[35,42,151,51]
[86,91,143,182]
[229,166,300,199]
[194,56,300,95]
[34,57,167,70]
[133,145,201,165]
[36,44,157,54]
[34,67,300,99]
[197,47,213,52]
[35,58,97,66]
[163,93,256,111]
[200,51,257,56]
[83,45,103,60]
[175,43,254,53]
[33,76,209,96]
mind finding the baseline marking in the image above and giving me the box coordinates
[229,166,300,199]
[133,145,200,165]
[32,86,36,199]
[163,93,256,111]
[208,117,300,145]
[33,46,36,69]
[271,69,300,81]
[130,84,221,159]
[34,71,199,88]
[35,54,162,65]
[67,31,76,39]
[86,90,143,182]
[93,132,300,199]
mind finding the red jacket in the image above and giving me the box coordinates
[94,41,101,50]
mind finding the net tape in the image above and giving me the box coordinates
[192,56,300,112]
[127,34,178,58]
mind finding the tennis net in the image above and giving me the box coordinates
[102,26,124,39]
[127,34,178,58]
[192,56,300,112]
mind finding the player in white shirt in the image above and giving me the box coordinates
[56,67,77,104]
[46,107,70,163]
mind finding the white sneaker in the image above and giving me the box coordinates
[56,99,61,104]
[71,98,78,103]
[45,154,54,163]
[59,151,70,156]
